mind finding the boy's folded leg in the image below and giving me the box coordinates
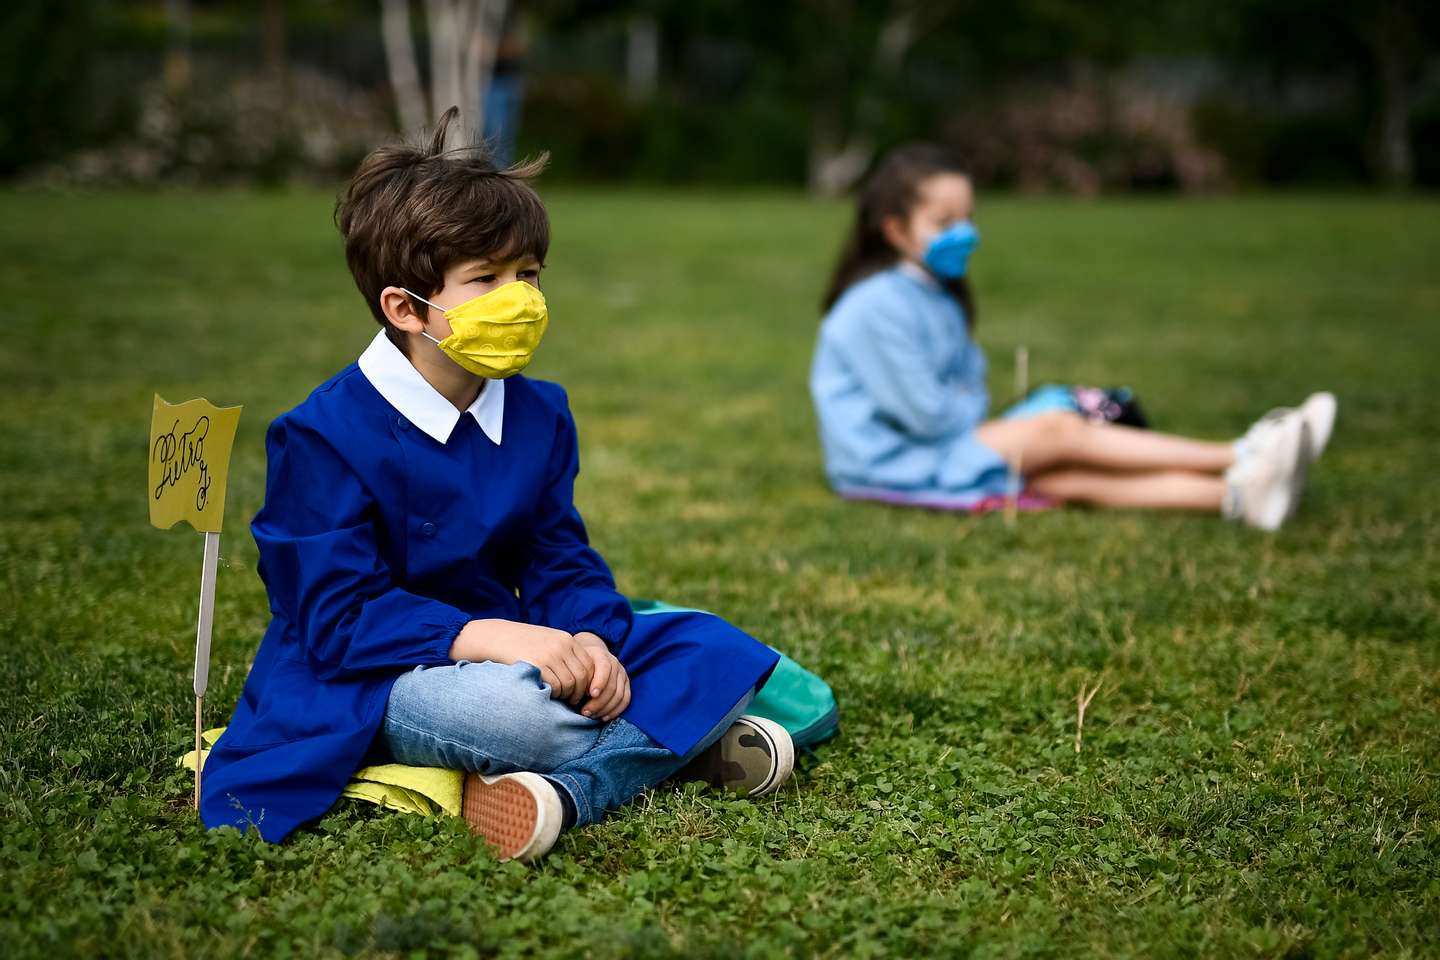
[543,718,677,828]
[542,688,765,828]
[461,771,564,863]
[382,660,601,773]
[672,715,795,797]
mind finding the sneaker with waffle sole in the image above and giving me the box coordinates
[461,771,563,863]
[675,715,795,797]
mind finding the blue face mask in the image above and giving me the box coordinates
[922,221,979,279]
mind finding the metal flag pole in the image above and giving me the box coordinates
[192,530,221,809]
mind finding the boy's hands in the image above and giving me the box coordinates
[448,621,631,717]
[451,619,593,704]
[575,632,631,722]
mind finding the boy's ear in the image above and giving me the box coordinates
[379,286,427,333]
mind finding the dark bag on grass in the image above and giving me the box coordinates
[1071,385,1149,428]
[1005,383,1149,428]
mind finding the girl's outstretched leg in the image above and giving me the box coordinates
[1027,468,1225,511]
[976,412,1236,475]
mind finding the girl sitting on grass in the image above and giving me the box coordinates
[809,143,1336,531]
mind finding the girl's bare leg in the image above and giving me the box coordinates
[1028,468,1225,511]
[975,412,1236,476]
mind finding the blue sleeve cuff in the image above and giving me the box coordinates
[431,612,470,663]
[566,596,633,647]
[581,615,632,648]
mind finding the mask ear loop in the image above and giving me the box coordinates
[400,288,447,346]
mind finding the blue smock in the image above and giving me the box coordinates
[201,346,777,841]
[809,265,1010,505]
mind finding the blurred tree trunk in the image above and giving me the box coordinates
[1369,0,1415,188]
[627,14,659,100]
[262,0,287,81]
[808,2,917,196]
[426,0,465,139]
[382,0,428,134]
[464,0,510,147]
[163,0,191,93]
[381,0,508,147]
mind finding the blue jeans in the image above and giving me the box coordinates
[381,660,752,826]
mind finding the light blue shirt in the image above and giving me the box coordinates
[809,264,1008,502]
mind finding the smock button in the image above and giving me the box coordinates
[420,521,437,538]
[396,417,410,430]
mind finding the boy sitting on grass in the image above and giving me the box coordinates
[201,108,793,861]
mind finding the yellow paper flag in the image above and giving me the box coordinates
[148,395,243,533]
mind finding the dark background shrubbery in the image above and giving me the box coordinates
[4,0,1438,191]
[0,3,99,178]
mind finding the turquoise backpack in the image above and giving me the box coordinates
[630,599,839,750]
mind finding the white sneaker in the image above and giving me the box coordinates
[1297,392,1337,463]
[1237,393,1337,468]
[461,771,563,863]
[1224,410,1307,531]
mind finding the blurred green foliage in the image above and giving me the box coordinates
[519,74,811,185]
[2,0,1438,188]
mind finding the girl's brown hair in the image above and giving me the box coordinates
[336,106,550,350]
[821,143,976,326]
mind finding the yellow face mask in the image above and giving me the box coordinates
[404,281,549,379]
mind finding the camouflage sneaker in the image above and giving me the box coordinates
[461,771,563,863]
[676,715,795,797]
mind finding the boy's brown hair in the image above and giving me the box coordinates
[336,106,549,350]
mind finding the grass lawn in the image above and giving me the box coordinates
[2,186,1438,958]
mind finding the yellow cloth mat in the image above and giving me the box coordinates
[180,727,464,818]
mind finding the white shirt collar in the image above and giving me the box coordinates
[357,331,504,445]
[897,259,940,289]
